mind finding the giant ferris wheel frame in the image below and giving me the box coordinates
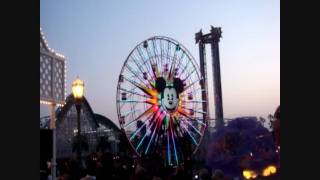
[116,36,208,166]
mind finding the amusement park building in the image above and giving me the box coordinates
[40,95,122,159]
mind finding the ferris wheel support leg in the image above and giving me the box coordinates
[210,26,224,129]
[50,103,57,180]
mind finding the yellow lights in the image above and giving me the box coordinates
[72,77,85,99]
[243,170,257,179]
[40,100,65,107]
[147,98,158,105]
[55,52,65,59]
[40,27,66,59]
[40,100,52,105]
[56,103,65,107]
[243,165,277,179]
[262,165,277,177]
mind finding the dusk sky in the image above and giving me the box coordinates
[40,0,280,126]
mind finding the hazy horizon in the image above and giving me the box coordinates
[40,0,280,126]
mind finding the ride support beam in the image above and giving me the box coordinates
[195,26,224,129]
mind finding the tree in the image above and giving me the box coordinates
[272,106,280,147]
[206,117,278,177]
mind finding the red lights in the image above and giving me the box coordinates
[153,105,159,111]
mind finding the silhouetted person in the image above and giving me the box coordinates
[211,169,224,180]
[133,163,148,180]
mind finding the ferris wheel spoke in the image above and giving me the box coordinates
[129,111,157,141]
[177,108,206,128]
[137,47,154,78]
[131,54,153,79]
[191,87,206,94]
[182,67,196,81]
[119,88,149,98]
[169,116,179,165]
[145,110,164,154]
[182,100,207,104]
[177,107,192,119]
[130,54,144,76]
[140,55,157,81]
[181,125,199,146]
[125,64,149,87]
[180,106,207,115]
[129,120,148,141]
[135,119,156,151]
[119,87,139,109]
[175,52,186,71]
[150,61,159,79]
[137,46,148,63]
[119,100,148,104]
[171,43,179,63]
[194,118,206,126]
[180,115,206,127]
[160,40,165,75]
[179,59,191,77]
[123,76,157,97]
[152,40,161,71]
[124,110,153,129]
[167,128,171,165]
[181,119,202,136]
[168,50,179,80]
[182,78,202,93]
[163,40,168,68]
[193,109,207,114]
[143,45,159,79]
[166,40,172,65]
[121,109,140,118]
[144,43,156,66]
[124,106,154,129]
[130,55,146,75]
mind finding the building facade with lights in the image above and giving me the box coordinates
[40,27,66,107]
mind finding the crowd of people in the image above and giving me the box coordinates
[41,150,231,180]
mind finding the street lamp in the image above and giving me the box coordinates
[72,77,85,167]
[72,77,84,100]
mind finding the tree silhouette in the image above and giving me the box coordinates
[206,117,278,177]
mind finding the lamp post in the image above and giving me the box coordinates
[72,77,85,168]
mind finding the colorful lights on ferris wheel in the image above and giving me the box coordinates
[116,36,207,166]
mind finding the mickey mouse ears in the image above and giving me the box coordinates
[155,77,184,94]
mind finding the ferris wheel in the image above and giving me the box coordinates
[116,36,207,166]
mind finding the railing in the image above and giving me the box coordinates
[207,118,233,132]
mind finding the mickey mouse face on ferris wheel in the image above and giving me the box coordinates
[155,77,184,113]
